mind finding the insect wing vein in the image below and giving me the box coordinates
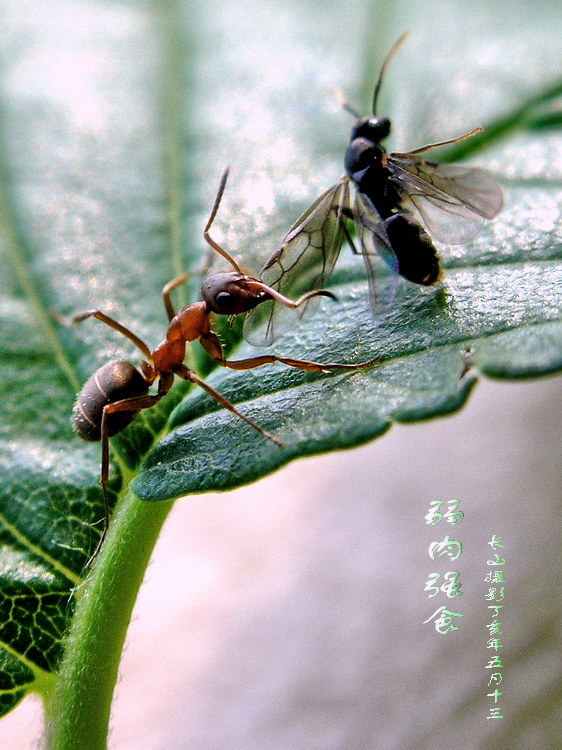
[387,154,503,245]
[352,188,400,312]
[244,181,349,346]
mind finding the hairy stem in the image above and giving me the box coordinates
[45,490,174,750]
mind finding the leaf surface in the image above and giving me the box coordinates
[0,0,560,714]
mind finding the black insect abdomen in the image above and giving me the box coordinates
[73,361,149,442]
[384,213,441,285]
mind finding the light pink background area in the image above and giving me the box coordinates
[3,375,560,749]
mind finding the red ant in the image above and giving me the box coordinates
[71,169,379,559]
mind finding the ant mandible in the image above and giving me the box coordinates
[71,169,379,559]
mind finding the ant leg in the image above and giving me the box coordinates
[87,390,168,566]
[198,333,379,373]
[162,274,190,321]
[202,168,244,275]
[216,353,380,373]
[71,310,153,361]
[174,365,282,447]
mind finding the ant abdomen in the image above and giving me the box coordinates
[73,360,149,442]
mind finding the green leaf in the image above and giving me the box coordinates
[134,8,562,500]
[0,0,560,739]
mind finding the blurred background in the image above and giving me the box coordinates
[3,375,561,748]
[1,0,560,748]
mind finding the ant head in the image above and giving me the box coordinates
[202,272,267,315]
[349,116,391,145]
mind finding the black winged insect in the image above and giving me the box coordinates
[244,33,503,346]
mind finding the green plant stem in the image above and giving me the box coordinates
[45,490,174,750]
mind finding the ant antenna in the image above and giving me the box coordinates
[205,167,230,234]
[372,31,410,115]
[203,167,244,274]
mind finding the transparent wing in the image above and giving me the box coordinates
[350,188,400,313]
[244,180,350,347]
[387,154,503,244]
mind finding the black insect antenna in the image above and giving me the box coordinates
[372,31,410,115]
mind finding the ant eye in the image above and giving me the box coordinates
[202,272,242,313]
[211,289,245,315]
[215,291,235,311]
